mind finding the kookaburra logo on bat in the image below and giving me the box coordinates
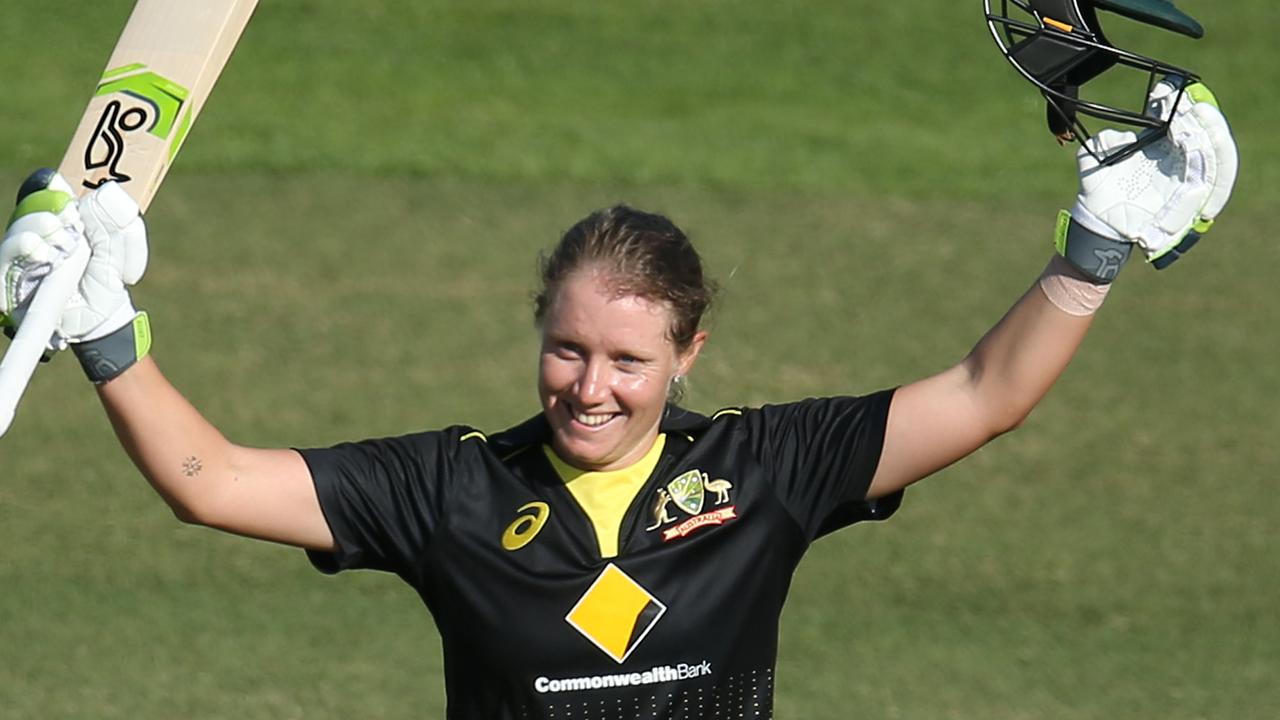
[84,99,146,187]
[81,67,192,190]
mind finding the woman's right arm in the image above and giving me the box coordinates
[1,175,332,550]
[98,355,335,551]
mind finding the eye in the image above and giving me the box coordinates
[615,353,648,372]
[550,341,584,360]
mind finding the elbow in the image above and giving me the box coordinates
[990,418,1023,441]
[167,498,210,526]
[159,487,222,527]
[988,404,1033,439]
[966,371,1038,439]
[170,491,248,535]
[997,402,1031,435]
[146,464,239,528]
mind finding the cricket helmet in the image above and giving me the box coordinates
[984,0,1204,164]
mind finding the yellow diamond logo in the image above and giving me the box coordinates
[565,563,666,664]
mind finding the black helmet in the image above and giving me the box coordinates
[985,0,1204,165]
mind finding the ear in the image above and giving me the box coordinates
[676,330,709,377]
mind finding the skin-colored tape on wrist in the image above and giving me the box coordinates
[72,311,151,384]
[1038,255,1112,317]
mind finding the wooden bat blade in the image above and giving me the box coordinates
[0,0,258,438]
[58,0,259,212]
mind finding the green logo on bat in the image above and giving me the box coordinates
[81,64,193,188]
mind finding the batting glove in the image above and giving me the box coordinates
[1,170,151,381]
[1056,78,1239,283]
[1,171,86,351]
[64,180,149,342]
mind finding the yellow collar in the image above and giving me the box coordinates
[543,435,667,558]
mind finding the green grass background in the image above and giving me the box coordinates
[1,1,1276,718]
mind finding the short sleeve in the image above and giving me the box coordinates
[298,430,457,578]
[739,390,898,540]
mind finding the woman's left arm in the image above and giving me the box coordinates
[865,78,1238,500]
[867,256,1095,499]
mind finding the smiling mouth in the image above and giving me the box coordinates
[568,406,619,428]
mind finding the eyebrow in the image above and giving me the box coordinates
[542,334,656,362]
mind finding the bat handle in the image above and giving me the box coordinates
[0,240,90,437]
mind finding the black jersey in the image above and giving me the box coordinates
[301,391,900,719]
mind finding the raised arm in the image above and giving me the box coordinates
[97,356,333,550]
[1,174,332,550]
[868,256,1095,498]
[867,79,1238,499]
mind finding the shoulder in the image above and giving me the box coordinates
[484,413,551,463]
[686,392,895,433]
[299,423,497,477]
[333,424,489,454]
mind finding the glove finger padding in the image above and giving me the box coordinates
[1185,94,1238,223]
[2,173,148,347]
[79,182,147,286]
[67,182,152,382]
[1140,79,1237,266]
[59,182,146,343]
[1,201,85,329]
[1,227,56,318]
[1071,127,1200,245]
[1069,78,1237,271]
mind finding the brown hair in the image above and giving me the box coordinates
[534,205,716,352]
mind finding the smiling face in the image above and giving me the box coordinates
[538,268,706,471]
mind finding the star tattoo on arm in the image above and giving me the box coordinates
[182,456,203,477]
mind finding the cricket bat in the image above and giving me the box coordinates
[0,0,259,437]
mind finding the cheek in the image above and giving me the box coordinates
[538,356,570,396]
[614,373,647,393]
[613,370,669,409]
[537,356,558,394]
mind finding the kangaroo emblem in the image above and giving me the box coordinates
[645,488,677,530]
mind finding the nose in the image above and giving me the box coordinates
[573,358,610,405]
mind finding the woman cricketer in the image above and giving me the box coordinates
[0,79,1237,718]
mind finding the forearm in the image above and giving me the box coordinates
[962,255,1100,435]
[95,355,330,548]
[3,172,329,544]
[95,355,243,523]
[871,256,1105,496]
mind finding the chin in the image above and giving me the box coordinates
[556,424,640,469]
[554,435,615,470]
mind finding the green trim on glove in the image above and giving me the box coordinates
[1185,82,1218,108]
[8,189,73,225]
[72,311,152,384]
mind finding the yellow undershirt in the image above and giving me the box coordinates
[543,435,667,558]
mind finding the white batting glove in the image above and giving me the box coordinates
[0,172,148,352]
[1056,78,1239,282]
[63,181,149,342]
[1,173,87,352]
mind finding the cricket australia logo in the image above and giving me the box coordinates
[645,469,737,541]
[81,65,192,190]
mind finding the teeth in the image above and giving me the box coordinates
[575,412,613,427]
